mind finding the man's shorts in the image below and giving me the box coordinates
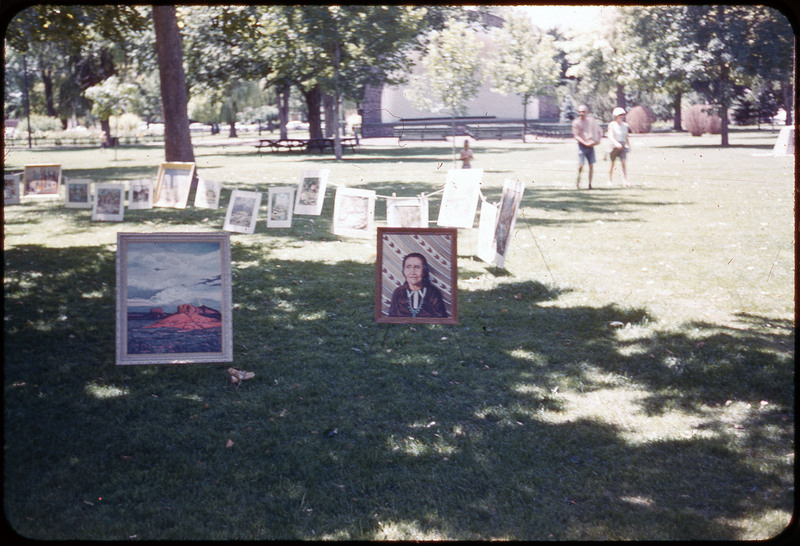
[610,146,627,161]
[578,143,596,165]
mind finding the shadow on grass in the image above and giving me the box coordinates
[3,242,793,540]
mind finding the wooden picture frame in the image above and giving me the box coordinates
[386,194,429,228]
[116,232,233,365]
[223,189,262,234]
[492,179,525,268]
[375,227,458,324]
[153,162,194,209]
[332,186,376,238]
[4,172,22,205]
[128,179,154,210]
[23,164,61,197]
[266,186,295,228]
[92,182,125,222]
[194,178,222,209]
[294,169,329,215]
[436,168,483,229]
[64,178,93,209]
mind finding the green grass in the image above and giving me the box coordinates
[3,129,794,540]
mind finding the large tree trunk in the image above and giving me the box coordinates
[323,93,335,138]
[303,85,323,140]
[152,6,195,166]
[672,92,683,131]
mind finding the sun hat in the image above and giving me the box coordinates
[613,107,626,117]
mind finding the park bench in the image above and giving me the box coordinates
[392,125,450,141]
[466,125,526,140]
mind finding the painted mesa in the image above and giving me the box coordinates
[127,303,222,354]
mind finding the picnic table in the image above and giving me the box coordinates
[255,137,358,153]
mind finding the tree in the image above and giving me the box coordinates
[408,19,483,161]
[488,12,561,140]
[152,5,194,165]
[618,6,697,131]
[84,76,138,147]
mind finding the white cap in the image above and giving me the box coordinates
[613,107,626,117]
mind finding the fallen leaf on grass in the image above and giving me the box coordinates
[225,439,235,448]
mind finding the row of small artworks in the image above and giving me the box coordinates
[4,165,494,239]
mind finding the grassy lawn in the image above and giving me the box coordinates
[3,129,794,540]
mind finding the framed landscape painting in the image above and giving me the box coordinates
[194,178,222,209]
[332,186,376,238]
[267,186,295,228]
[386,194,429,228]
[223,189,261,234]
[116,232,233,365]
[375,227,458,324]
[4,172,21,205]
[65,178,93,209]
[436,168,483,229]
[153,162,194,209]
[92,182,125,222]
[128,179,154,210]
[23,164,61,197]
[294,169,329,215]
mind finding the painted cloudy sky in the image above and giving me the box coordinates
[125,241,223,313]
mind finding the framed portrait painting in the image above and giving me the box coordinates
[23,164,61,197]
[128,179,154,210]
[65,178,93,209]
[153,162,194,209]
[4,172,22,205]
[375,227,458,324]
[266,186,295,228]
[116,232,233,365]
[92,182,125,222]
[332,187,376,238]
[436,168,483,229]
[386,194,429,228]
[223,189,262,234]
[194,178,222,209]
[294,169,329,215]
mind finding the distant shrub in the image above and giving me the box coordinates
[625,106,653,134]
[25,114,62,134]
[682,104,721,136]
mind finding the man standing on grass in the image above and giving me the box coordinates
[572,104,602,189]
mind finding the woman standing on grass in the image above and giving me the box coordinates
[607,107,631,186]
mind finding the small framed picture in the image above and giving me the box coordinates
[92,182,126,221]
[194,178,222,209]
[332,186,376,238]
[375,227,458,324]
[223,189,262,234]
[4,172,22,205]
[64,178,93,209]
[128,179,154,210]
[492,179,525,268]
[23,164,62,197]
[116,231,233,365]
[266,186,295,228]
[386,194,429,228]
[437,168,483,229]
[154,162,194,209]
[294,169,329,215]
